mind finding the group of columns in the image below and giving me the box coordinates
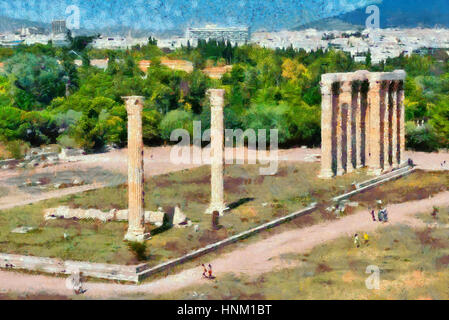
[319,70,407,178]
[122,89,227,242]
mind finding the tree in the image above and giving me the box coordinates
[159,110,193,141]
[5,53,66,106]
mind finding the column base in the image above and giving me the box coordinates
[336,168,345,176]
[346,166,354,173]
[318,169,334,179]
[356,164,364,169]
[124,230,151,242]
[368,167,382,176]
[205,204,229,216]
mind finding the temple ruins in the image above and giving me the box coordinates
[319,70,406,178]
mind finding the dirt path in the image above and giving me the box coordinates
[1,191,448,299]
[0,183,106,211]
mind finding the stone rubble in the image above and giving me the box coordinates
[43,206,192,228]
[11,226,36,234]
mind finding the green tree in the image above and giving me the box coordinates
[5,53,66,106]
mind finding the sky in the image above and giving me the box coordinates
[0,0,380,31]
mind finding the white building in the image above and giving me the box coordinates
[186,25,250,44]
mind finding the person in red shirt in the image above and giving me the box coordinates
[201,264,208,278]
[208,264,213,279]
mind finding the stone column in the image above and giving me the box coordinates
[206,89,228,216]
[354,82,363,168]
[367,80,383,176]
[319,82,334,179]
[382,80,391,172]
[391,81,399,168]
[341,81,353,173]
[123,96,150,242]
[361,81,369,167]
[398,81,406,165]
[335,84,344,176]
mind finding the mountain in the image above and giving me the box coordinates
[339,0,449,29]
[0,0,377,33]
[294,0,449,30]
[0,16,49,33]
[294,18,363,31]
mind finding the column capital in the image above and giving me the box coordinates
[122,96,145,115]
[320,82,333,95]
[207,89,226,108]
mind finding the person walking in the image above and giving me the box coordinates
[383,209,389,222]
[432,207,439,220]
[201,264,208,278]
[378,209,383,222]
[363,233,369,244]
[354,234,361,248]
[370,209,376,222]
[208,264,214,279]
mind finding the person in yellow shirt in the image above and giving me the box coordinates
[363,233,369,244]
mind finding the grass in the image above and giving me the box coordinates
[0,163,447,270]
[145,207,449,300]
[0,162,369,266]
[351,170,449,208]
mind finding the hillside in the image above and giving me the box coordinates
[294,0,449,30]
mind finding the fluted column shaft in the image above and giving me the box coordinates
[398,81,406,165]
[335,86,344,176]
[123,96,149,242]
[206,89,228,215]
[367,80,383,175]
[340,81,353,173]
[391,81,399,168]
[382,80,391,171]
[319,82,334,178]
[355,83,363,168]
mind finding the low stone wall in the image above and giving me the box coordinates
[0,253,147,283]
[137,204,317,281]
[333,166,415,203]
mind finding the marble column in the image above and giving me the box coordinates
[367,80,383,176]
[361,81,369,167]
[206,89,228,216]
[391,81,399,168]
[319,82,334,179]
[335,83,344,176]
[354,82,363,169]
[398,81,406,165]
[382,80,391,172]
[341,81,354,173]
[123,96,150,242]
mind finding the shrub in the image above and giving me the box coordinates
[5,140,29,159]
[406,122,440,152]
[127,241,147,261]
[57,135,78,149]
[159,110,193,141]
[142,110,162,145]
